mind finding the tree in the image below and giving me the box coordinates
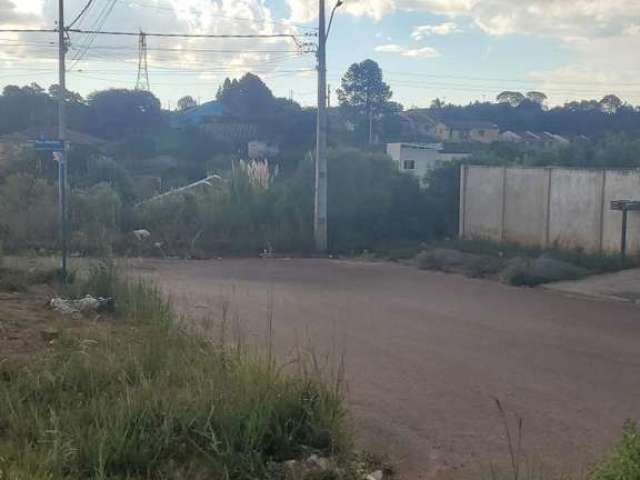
[497,91,525,107]
[526,91,548,105]
[177,95,197,111]
[600,94,623,114]
[337,59,393,144]
[430,98,444,109]
[86,89,164,139]
[216,73,275,118]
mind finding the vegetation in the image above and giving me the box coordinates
[0,261,350,479]
[593,422,640,480]
[416,239,638,286]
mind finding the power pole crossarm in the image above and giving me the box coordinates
[314,0,328,253]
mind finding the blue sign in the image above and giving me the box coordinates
[33,140,66,152]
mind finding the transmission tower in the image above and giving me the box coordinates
[135,31,150,91]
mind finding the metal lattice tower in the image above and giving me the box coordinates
[135,31,150,91]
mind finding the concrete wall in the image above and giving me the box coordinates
[460,165,640,255]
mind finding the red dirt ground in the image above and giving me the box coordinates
[131,257,640,480]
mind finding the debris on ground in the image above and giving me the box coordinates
[49,295,114,315]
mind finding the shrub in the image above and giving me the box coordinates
[71,182,122,255]
[593,421,640,480]
[0,173,58,251]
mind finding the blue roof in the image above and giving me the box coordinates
[171,101,225,127]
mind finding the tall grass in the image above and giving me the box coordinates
[72,259,173,326]
[0,261,350,479]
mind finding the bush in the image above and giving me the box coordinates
[0,173,58,251]
[593,421,640,480]
[71,182,122,255]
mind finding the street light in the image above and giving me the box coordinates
[326,0,343,40]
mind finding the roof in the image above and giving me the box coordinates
[171,101,225,127]
[440,120,499,131]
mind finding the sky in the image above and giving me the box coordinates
[1,0,640,109]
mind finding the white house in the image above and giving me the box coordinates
[387,143,470,185]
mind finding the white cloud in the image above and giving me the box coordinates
[2,0,305,91]
[0,0,41,27]
[375,43,440,58]
[411,22,462,40]
[288,0,640,42]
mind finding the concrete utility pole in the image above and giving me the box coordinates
[57,0,68,279]
[314,0,328,253]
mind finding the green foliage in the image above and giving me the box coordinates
[337,59,394,119]
[177,94,197,111]
[72,183,122,255]
[593,422,640,480]
[0,174,58,251]
[86,88,165,140]
[216,73,276,118]
[0,268,348,479]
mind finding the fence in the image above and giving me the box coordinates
[459,165,640,254]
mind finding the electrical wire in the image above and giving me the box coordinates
[68,0,98,29]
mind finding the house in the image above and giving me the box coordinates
[432,120,499,144]
[387,142,470,185]
[171,101,225,128]
[500,130,570,147]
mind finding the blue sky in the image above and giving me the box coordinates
[1,0,640,108]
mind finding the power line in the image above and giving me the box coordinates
[68,0,97,28]
[69,0,120,69]
[67,28,316,39]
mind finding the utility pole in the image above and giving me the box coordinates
[57,0,68,280]
[314,0,328,253]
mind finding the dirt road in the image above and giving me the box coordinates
[132,258,640,479]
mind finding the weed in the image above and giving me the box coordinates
[68,259,173,325]
[592,421,640,480]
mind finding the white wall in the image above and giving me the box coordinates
[460,165,640,255]
[388,143,469,185]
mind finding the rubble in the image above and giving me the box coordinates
[49,295,114,315]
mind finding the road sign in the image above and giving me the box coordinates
[32,139,66,152]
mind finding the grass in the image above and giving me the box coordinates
[0,260,351,480]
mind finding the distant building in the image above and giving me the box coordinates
[387,142,470,185]
[500,130,570,147]
[171,101,225,128]
[432,120,500,144]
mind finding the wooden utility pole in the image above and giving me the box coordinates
[57,0,68,279]
[314,0,328,253]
